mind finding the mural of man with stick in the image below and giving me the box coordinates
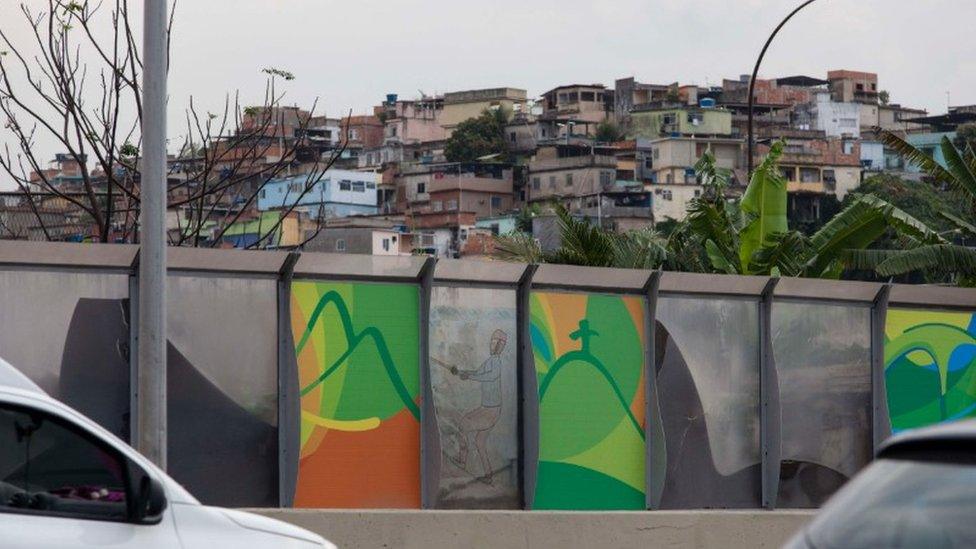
[432,329,507,484]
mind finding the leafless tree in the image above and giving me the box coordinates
[0,1,346,246]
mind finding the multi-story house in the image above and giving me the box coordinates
[629,103,733,140]
[257,169,380,220]
[641,136,744,222]
[539,84,612,134]
[440,88,528,131]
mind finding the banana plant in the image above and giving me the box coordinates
[844,130,976,285]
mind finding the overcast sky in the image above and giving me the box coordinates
[2,0,974,188]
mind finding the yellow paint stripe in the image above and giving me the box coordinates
[301,410,381,432]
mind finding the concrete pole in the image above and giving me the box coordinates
[138,0,168,469]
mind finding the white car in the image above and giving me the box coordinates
[0,359,334,549]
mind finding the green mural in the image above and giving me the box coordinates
[530,291,646,510]
[885,308,976,433]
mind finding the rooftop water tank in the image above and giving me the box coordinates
[699,98,716,108]
[386,93,398,104]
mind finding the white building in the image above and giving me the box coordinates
[796,92,861,138]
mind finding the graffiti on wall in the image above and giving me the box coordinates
[530,292,646,510]
[430,287,519,508]
[291,281,421,508]
[886,308,976,433]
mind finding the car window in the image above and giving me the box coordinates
[0,404,129,522]
[804,458,976,548]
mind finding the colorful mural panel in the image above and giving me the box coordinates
[885,308,976,433]
[430,287,519,508]
[291,281,421,508]
[530,292,646,510]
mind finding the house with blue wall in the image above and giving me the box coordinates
[258,169,379,219]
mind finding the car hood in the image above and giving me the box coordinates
[219,508,330,547]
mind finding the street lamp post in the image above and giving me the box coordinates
[747,0,820,177]
[138,0,169,469]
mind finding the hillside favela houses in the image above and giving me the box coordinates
[4,70,955,258]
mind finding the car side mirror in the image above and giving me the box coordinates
[132,473,167,524]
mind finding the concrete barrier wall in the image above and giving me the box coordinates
[2,242,976,510]
[248,509,815,549]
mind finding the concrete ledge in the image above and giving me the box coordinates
[245,509,815,549]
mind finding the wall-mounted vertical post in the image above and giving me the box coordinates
[127,254,140,445]
[871,284,892,452]
[277,252,301,507]
[516,264,538,510]
[759,277,780,509]
[643,270,663,510]
[137,0,169,469]
[418,257,438,509]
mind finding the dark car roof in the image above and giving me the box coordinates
[878,419,976,462]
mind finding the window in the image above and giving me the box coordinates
[339,180,351,191]
[348,128,359,140]
[653,148,660,160]
[532,177,541,191]
[490,196,502,209]
[417,182,426,194]
[581,91,596,102]
[666,173,674,184]
[870,83,877,91]
[600,171,613,187]
[823,169,836,182]
[663,190,673,201]
[687,112,704,126]
[432,201,443,212]
[662,113,677,125]
[0,404,130,522]
[565,173,574,187]
[800,167,820,183]
[843,141,855,155]
[366,182,376,189]
[510,132,517,144]
[856,83,864,91]
[446,199,458,211]
[335,239,346,252]
[352,181,365,192]
[549,176,556,189]
[382,238,390,252]
[694,189,702,197]
[259,189,266,199]
[287,182,301,193]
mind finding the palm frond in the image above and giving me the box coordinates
[940,136,976,201]
[686,198,739,273]
[611,228,668,270]
[738,141,788,273]
[492,232,544,264]
[749,231,812,277]
[841,248,904,272]
[550,205,615,267]
[941,211,976,238]
[806,194,944,276]
[877,244,976,277]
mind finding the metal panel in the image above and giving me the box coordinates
[166,274,279,507]
[0,240,137,270]
[293,252,427,282]
[518,265,539,509]
[167,246,288,276]
[278,253,301,507]
[419,258,438,509]
[434,259,528,286]
[428,285,520,508]
[772,300,872,508]
[659,272,769,297]
[0,270,130,439]
[888,284,976,310]
[644,271,663,510]
[655,295,762,509]
[532,264,652,293]
[760,279,780,509]
[774,277,881,303]
[871,285,892,451]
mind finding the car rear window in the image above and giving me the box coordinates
[804,458,976,548]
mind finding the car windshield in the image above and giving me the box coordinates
[804,458,976,549]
